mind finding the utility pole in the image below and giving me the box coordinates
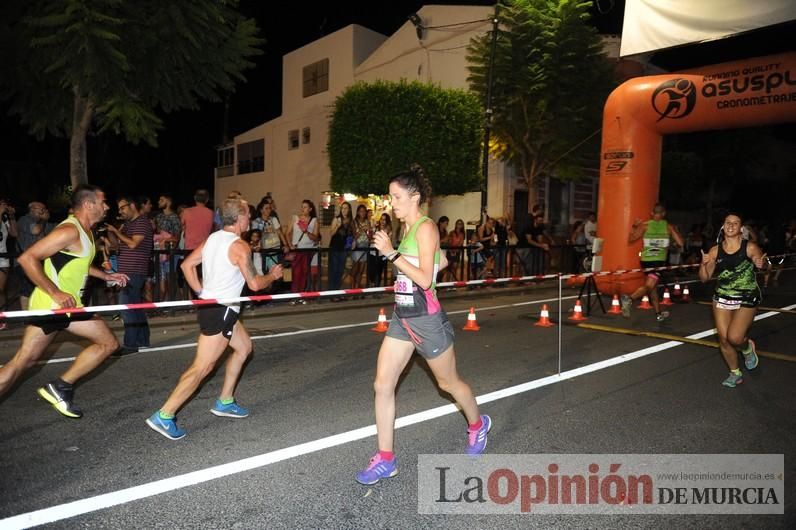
[480,13,499,219]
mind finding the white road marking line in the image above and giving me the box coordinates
[3,303,793,529]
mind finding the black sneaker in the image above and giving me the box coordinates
[37,383,83,418]
[111,346,139,357]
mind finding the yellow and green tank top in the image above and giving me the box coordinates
[29,216,95,310]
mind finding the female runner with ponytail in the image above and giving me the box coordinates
[355,164,491,485]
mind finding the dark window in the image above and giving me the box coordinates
[237,139,265,174]
[320,203,335,226]
[216,146,234,168]
[288,130,299,150]
[302,127,311,144]
[303,58,329,98]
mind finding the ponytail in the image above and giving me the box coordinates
[389,163,432,206]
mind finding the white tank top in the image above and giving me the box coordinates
[201,230,245,312]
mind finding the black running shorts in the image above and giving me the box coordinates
[31,313,97,335]
[197,305,240,339]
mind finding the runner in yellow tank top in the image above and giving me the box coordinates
[355,163,493,486]
[0,185,129,418]
[28,215,95,310]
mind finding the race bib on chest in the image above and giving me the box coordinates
[395,272,415,307]
[643,237,669,249]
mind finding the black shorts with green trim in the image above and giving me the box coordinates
[712,292,760,310]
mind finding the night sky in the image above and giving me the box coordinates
[5,1,794,223]
[0,1,626,208]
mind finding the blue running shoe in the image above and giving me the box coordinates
[722,372,743,388]
[356,454,398,485]
[466,414,492,455]
[210,399,249,418]
[743,339,759,370]
[146,412,186,440]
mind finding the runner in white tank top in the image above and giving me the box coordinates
[200,230,246,312]
[146,198,284,440]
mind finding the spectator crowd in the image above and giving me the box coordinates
[2,189,795,321]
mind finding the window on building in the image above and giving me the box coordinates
[237,139,264,174]
[288,129,299,150]
[320,203,335,226]
[303,58,329,98]
[215,146,235,177]
[302,127,311,144]
[217,146,234,168]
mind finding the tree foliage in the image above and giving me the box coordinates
[328,80,483,197]
[467,0,615,207]
[0,0,262,187]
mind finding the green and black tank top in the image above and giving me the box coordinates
[713,239,760,308]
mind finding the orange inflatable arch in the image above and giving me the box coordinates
[595,52,796,294]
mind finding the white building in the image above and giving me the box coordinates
[215,5,605,238]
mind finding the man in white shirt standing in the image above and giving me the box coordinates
[146,198,283,440]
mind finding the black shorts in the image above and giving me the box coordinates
[713,291,761,310]
[640,261,665,280]
[31,313,98,335]
[197,305,240,339]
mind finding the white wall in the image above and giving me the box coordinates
[216,6,515,241]
[216,24,386,231]
[428,192,482,228]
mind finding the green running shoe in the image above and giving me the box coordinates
[743,339,759,370]
[722,372,744,388]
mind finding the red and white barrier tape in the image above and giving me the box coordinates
[1,254,791,321]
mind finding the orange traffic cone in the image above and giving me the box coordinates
[535,304,555,327]
[463,307,480,331]
[637,295,653,309]
[569,299,587,321]
[608,294,622,315]
[661,288,673,306]
[673,283,682,297]
[681,286,691,303]
[371,308,389,332]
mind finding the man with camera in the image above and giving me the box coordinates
[14,201,55,310]
[0,199,19,322]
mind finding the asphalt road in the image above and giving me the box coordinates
[1,276,794,529]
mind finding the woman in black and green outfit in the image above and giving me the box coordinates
[699,213,768,387]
